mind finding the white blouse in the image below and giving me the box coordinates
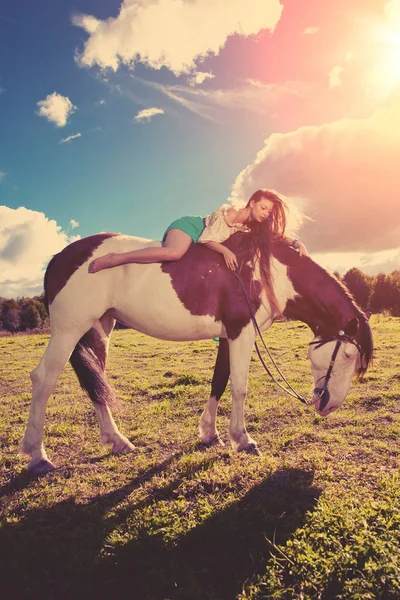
[198,204,250,244]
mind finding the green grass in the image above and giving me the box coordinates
[0,315,399,599]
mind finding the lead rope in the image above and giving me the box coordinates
[233,269,311,405]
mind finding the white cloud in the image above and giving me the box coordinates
[73,0,283,76]
[96,98,106,105]
[72,13,101,34]
[229,95,400,272]
[70,219,79,229]
[0,206,79,298]
[36,92,77,127]
[59,133,82,144]
[329,65,344,89]
[0,171,5,182]
[138,77,308,120]
[313,248,400,276]
[134,107,164,122]
[302,26,319,35]
[188,71,215,86]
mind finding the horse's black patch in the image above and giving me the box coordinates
[45,233,119,307]
[161,234,262,340]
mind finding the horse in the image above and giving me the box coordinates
[21,231,373,474]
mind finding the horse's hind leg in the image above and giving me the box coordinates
[21,330,88,474]
[89,314,135,455]
[199,338,229,446]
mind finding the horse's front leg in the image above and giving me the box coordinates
[228,324,260,455]
[199,338,230,446]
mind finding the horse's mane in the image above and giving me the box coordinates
[226,232,373,375]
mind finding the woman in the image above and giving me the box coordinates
[88,189,308,274]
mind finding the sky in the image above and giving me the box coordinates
[1,0,400,298]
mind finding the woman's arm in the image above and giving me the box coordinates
[202,241,238,270]
[197,205,239,270]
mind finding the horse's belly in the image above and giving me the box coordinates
[114,309,222,341]
[112,266,223,341]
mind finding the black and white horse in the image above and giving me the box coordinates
[21,231,373,474]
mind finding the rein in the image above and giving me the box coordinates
[233,270,309,405]
[234,269,363,408]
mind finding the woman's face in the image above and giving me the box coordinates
[250,198,274,222]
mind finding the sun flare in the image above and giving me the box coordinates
[369,0,400,93]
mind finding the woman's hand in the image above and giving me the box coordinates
[222,248,238,270]
[295,241,309,257]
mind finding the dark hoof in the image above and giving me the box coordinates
[200,435,225,448]
[112,441,135,455]
[28,459,56,475]
[244,443,262,457]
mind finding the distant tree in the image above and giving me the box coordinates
[392,270,400,285]
[369,273,384,313]
[2,307,20,332]
[20,300,41,330]
[343,268,372,310]
[2,298,18,311]
[33,296,49,327]
[386,274,400,316]
[369,273,392,313]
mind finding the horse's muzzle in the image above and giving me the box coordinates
[313,390,339,416]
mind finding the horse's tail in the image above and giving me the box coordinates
[69,329,118,408]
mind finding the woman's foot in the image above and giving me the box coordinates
[89,253,119,273]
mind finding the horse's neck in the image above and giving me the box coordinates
[272,241,359,335]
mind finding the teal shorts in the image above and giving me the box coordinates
[162,216,205,244]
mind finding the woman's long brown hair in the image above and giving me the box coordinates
[246,189,288,316]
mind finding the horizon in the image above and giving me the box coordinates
[1,0,399,298]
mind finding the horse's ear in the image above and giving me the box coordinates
[344,318,359,337]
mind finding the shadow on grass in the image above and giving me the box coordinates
[0,469,42,500]
[1,458,320,600]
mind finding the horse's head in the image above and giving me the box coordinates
[307,317,372,416]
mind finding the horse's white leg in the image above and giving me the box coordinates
[90,314,135,455]
[21,330,88,474]
[93,403,135,454]
[228,324,260,455]
[199,338,229,446]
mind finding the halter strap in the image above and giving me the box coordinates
[309,332,364,410]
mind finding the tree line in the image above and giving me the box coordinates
[0,296,49,332]
[0,267,399,333]
[340,268,400,316]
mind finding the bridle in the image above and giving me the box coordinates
[309,332,364,410]
[234,269,364,408]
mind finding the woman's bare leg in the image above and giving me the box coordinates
[89,229,193,273]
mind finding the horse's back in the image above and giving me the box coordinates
[44,233,222,339]
[44,233,160,318]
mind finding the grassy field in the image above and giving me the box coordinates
[0,315,399,599]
